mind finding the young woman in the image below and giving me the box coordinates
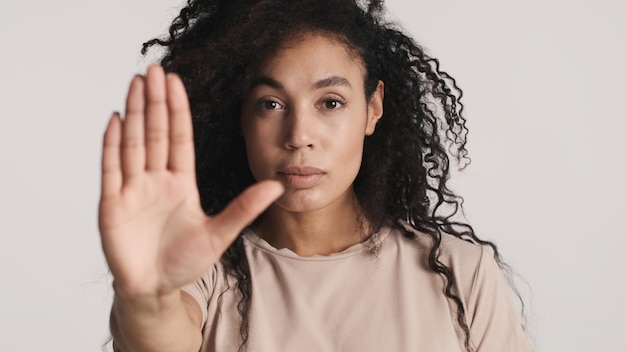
[99,0,532,351]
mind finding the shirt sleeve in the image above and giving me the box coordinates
[466,249,533,352]
[180,264,218,329]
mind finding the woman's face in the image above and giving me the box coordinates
[241,33,383,213]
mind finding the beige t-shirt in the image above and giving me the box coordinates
[183,225,532,351]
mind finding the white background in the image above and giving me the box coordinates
[0,0,624,350]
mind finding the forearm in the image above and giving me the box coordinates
[110,289,202,352]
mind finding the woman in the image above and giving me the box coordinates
[99,0,532,351]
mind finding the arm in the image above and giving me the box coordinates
[468,249,533,352]
[99,65,283,352]
[110,291,202,352]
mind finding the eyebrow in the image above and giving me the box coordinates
[254,76,283,89]
[313,76,352,89]
[252,75,352,90]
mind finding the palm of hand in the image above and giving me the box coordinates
[98,65,282,298]
[100,169,208,296]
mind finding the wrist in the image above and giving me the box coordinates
[113,284,182,316]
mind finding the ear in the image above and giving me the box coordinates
[365,80,384,136]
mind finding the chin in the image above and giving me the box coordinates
[274,191,328,213]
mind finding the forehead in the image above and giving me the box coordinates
[257,32,366,80]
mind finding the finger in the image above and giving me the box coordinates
[101,112,123,198]
[209,181,284,247]
[166,73,195,173]
[122,75,146,180]
[144,64,169,171]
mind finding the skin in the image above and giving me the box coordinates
[100,68,283,352]
[241,33,384,256]
[99,32,382,351]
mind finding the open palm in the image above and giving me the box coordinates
[98,65,282,298]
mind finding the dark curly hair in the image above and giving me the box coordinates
[142,0,519,351]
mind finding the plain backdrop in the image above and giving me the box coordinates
[0,0,624,350]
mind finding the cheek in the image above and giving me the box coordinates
[332,115,367,153]
[343,143,365,177]
[243,128,276,180]
[330,125,366,178]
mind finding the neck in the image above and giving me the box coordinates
[252,191,369,256]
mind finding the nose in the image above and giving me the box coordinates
[283,107,315,150]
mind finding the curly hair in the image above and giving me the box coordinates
[142,0,516,351]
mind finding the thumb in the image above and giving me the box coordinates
[208,180,284,248]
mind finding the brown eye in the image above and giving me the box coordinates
[324,99,344,110]
[325,100,338,109]
[264,100,281,109]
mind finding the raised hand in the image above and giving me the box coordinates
[98,65,283,299]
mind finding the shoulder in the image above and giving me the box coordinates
[396,222,532,350]
[180,263,221,329]
[438,232,491,299]
[395,220,485,274]
[394,221,493,308]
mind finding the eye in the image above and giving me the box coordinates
[264,101,278,109]
[255,98,285,111]
[262,100,282,110]
[322,97,346,110]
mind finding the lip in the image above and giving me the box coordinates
[277,166,326,189]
